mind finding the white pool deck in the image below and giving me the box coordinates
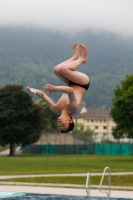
[0,185,133,198]
[0,173,133,199]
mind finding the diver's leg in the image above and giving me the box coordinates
[54,43,79,85]
[58,43,79,65]
[59,44,89,85]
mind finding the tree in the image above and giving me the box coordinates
[35,99,58,131]
[0,85,44,156]
[110,75,133,139]
[72,123,94,144]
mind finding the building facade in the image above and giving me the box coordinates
[73,106,116,142]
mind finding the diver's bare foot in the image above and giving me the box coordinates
[72,43,79,60]
[79,43,88,63]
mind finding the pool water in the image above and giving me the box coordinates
[1,194,133,200]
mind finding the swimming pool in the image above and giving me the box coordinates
[1,193,133,200]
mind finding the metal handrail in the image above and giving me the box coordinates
[86,172,90,196]
[99,166,111,197]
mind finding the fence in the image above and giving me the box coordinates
[22,143,133,155]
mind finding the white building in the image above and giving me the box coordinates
[73,106,116,143]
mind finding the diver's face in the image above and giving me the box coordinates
[58,117,71,131]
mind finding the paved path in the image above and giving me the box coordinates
[0,172,133,179]
[0,147,21,155]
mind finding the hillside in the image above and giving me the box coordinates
[0,27,133,108]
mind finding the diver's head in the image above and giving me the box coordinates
[58,116,75,133]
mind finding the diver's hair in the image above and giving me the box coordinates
[60,117,75,133]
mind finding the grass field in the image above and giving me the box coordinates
[1,175,133,186]
[0,154,133,175]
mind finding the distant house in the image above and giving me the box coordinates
[73,104,116,143]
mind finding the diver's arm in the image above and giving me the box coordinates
[44,84,73,94]
[27,86,55,107]
[44,84,78,108]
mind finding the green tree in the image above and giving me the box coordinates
[0,85,44,156]
[73,123,94,143]
[35,99,58,131]
[110,75,133,139]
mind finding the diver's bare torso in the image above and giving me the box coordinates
[50,85,86,115]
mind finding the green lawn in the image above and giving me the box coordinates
[0,154,133,175]
[1,175,133,187]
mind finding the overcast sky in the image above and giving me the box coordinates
[0,0,133,37]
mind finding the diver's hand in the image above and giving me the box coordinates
[44,84,56,94]
[27,86,37,94]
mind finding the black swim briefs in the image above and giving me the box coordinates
[69,80,90,91]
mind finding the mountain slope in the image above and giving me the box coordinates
[0,27,133,108]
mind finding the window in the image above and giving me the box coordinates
[91,119,94,122]
[104,119,106,122]
[103,126,107,129]
[95,126,98,129]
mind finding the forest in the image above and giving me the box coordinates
[0,26,133,108]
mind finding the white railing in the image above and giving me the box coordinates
[86,172,90,196]
[99,166,111,197]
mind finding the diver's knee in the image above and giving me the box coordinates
[54,65,61,74]
[59,65,68,74]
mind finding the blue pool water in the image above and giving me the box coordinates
[0,194,132,200]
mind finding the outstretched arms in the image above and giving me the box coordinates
[27,84,78,113]
[27,86,55,108]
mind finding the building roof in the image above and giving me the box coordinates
[73,107,111,119]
